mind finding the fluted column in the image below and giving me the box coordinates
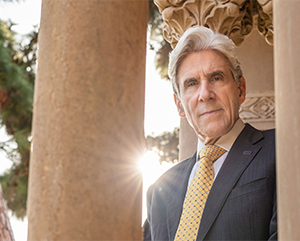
[274,0,300,239]
[27,0,148,240]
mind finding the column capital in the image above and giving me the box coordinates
[154,0,273,48]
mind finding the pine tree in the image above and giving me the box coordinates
[0,20,37,219]
[0,184,14,241]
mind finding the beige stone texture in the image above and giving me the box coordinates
[237,29,275,130]
[179,118,197,161]
[237,29,274,93]
[274,0,300,239]
[27,0,148,240]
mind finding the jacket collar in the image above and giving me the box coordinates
[197,123,264,240]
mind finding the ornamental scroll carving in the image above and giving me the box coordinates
[154,0,273,48]
[239,91,275,122]
[256,0,273,45]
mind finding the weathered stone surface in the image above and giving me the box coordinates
[274,0,300,239]
[27,0,148,240]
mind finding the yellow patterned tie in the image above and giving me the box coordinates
[174,145,226,241]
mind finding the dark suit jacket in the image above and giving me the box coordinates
[144,124,277,241]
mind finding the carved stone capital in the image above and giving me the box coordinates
[154,0,273,48]
[256,0,273,45]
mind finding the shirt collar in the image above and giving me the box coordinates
[197,118,245,157]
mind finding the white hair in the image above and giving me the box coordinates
[168,26,243,95]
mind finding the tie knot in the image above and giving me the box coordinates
[199,145,226,163]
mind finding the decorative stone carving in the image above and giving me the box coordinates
[256,0,273,45]
[154,0,273,48]
[239,91,275,122]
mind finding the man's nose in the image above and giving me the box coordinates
[198,81,215,102]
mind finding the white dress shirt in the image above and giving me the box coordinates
[187,119,245,187]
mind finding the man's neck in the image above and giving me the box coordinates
[197,119,245,152]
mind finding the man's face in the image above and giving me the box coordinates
[174,50,246,144]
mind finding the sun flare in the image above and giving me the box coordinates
[140,151,175,222]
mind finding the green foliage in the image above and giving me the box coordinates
[0,163,28,219]
[145,128,179,164]
[146,3,178,163]
[148,1,172,80]
[0,20,37,219]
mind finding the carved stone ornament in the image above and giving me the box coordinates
[239,91,275,122]
[154,0,273,48]
[256,0,273,45]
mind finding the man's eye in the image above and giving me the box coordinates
[213,76,222,81]
[187,81,197,87]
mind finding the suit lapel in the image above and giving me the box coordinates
[197,124,264,240]
[166,152,197,239]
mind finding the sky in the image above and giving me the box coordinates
[0,0,180,240]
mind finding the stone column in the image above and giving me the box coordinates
[179,118,197,161]
[27,0,148,240]
[274,0,300,239]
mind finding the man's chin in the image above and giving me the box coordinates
[197,125,231,144]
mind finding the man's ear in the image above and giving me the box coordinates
[238,76,246,105]
[174,93,186,118]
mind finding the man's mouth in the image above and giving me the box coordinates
[200,109,221,117]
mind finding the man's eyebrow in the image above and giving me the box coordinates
[205,70,225,78]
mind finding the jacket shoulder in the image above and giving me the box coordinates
[154,153,196,187]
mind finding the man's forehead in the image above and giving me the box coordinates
[177,50,231,80]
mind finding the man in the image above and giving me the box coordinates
[144,26,277,240]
